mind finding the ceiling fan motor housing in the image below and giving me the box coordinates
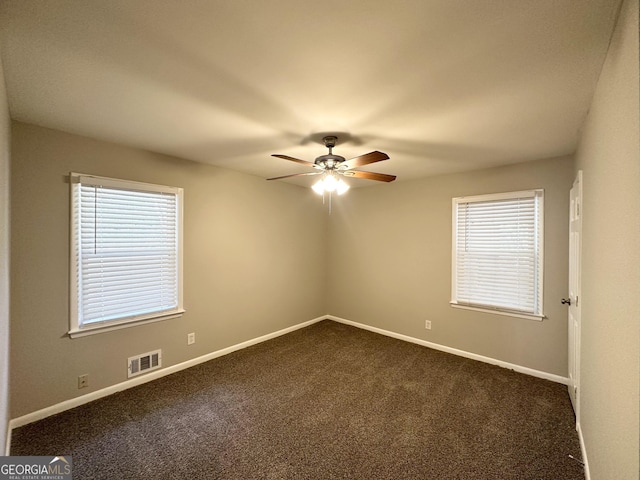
[314,154,346,170]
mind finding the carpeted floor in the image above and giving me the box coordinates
[11,320,584,479]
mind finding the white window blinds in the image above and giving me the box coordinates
[451,190,544,319]
[70,174,184,334]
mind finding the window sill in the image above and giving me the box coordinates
[69,309,186,338]
[450,302,544,321]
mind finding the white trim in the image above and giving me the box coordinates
[70,172,182,195]
[69,310,185,338]
[451,189,545,318]
[450,303,544,321]
[577,422,590,480]
[538,190,545,318]
[326,315,569,385]
[4,423,11,456]
[453,189,538,203]
[9,316,326,430]
[69,172,184,335]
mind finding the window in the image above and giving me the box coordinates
[451,190,544,320]
[70,173,184,337]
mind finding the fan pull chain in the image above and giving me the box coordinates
[319,189,333,214]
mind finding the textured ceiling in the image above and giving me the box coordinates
[0,0,621,187]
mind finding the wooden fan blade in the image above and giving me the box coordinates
[343,170,397,182]
[341,151,389,169]
[272,154,316,168]
[267,172,322,181]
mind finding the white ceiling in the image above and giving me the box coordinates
[0,0,621,187]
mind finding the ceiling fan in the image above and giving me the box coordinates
[267,136,396,195]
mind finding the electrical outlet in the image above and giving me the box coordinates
[187,332,195,345]
[78,374,89,389]
[425,320,432,330]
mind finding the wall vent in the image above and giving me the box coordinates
[127,349,161,378]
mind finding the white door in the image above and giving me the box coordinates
[567,171,582,423]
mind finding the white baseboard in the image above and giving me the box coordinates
[577,422,590,480]
[8,316,326,433]
[8,313,570,447]
[327,315,570,385]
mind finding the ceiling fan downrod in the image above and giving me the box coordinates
[323,135,337,154]
[315,136,345,170]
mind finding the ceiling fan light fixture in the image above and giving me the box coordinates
[323,174,338,192]
[336,178,350,195]
[311,178,325,195]
[311,174,350,196]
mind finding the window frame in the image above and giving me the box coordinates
[450,189,544,321]
[69,173,184,338]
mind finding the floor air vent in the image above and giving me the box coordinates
[128,349,161,378]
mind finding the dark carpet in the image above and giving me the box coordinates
[11,320,584,479]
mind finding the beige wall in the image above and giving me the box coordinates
[10,122,327,418]
[8,122,576,419]
[327,156,574,376]
[0,46,11,452]
[574,0,640,477]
